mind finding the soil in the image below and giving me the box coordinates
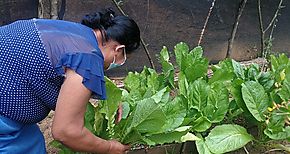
[38,112,58,154]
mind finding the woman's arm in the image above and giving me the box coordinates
[52,69,129,154]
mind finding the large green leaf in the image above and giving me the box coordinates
[264,110,290,140]
[100,77,123,137]
[159,46,175,88]
[209,68,234,84]
[192,116,212,132]
[146,68,161,93]
[174,43,208,82]
[270,54,289,73]
[264,126,290,140]
[241,81,269,122]
[209,59,235,84]
[174,42,189,70]
[146,126,198,146]
[123,72,143,102]
[184,58,209,82]
[189,79,209,111]
[151,87,170,103]
[205,124,254,154]
[284,65,290,82]
[245,64,260,81]
[196,134,213,154]
[126,98,166,135]
[190,46,203,59]
[161,96,187,132]
[178,72,189,97]
[84,103,96,133]
[124,72,141,92]
[270,54,290,83]
[258,72,274,92]
[121,128,145,144]
[232,59,245,80]
[230,79,248,112]
[94,105,106,137]
[278,80,290,102]
[204,82,229,123]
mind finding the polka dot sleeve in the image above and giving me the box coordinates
[55,51,107,100]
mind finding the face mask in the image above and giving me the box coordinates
[106,45,126,70]
[107,57,123,70]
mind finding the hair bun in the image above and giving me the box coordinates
[100,8,115,28]
[81,8,116,29]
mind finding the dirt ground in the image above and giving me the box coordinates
[38,111,58,154]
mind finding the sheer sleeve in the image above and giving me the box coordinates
[55,51,107,100]
[33,19,106,99]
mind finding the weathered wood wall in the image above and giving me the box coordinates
[1,0,289,77]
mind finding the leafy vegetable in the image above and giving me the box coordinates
[205,124,254,154]
[52,42,290,154]
[241,81,269,122]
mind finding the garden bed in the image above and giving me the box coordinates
[39,44,289,154]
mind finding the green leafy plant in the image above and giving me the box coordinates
[52,42,289,154]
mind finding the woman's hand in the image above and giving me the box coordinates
[52,69,126,154]
[107,140,130,154]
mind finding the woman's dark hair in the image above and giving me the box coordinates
[81,8,140,53]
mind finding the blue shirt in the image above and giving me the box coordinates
[0,19,106,124]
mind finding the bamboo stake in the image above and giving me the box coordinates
[111,0,155,69]
[198,0,217,46]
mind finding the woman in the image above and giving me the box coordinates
[0,8,140,154]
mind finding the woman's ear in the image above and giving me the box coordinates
[115,45,125,53]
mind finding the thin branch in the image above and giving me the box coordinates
[198,0,217,46]
[263,0,283,33]
[262,16,277,70]
[226,0,248,58]
[111,0,155,69]
[258,0,284,57]
[257,0,264,32]
[111,0,126,16]
[257,0,265,53]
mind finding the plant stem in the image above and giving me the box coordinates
[243,146,250,154]
[265,143,290,153]
[111,0,155,69]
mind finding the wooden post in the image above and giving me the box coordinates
[51,0,59,19]
[226,0,248,58]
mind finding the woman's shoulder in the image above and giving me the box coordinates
[34,18,91,32]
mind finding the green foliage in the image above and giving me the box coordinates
[241,81,269,122]
[204,124,254,154]
[174,43,209,82]
[196,134,213,154]
[52,42,290,154]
